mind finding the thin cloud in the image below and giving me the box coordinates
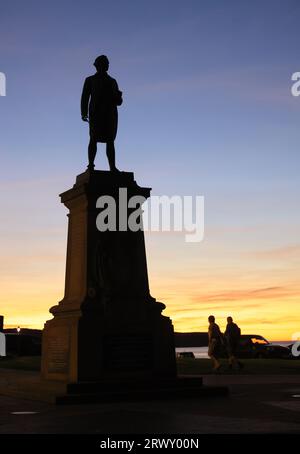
[0,175,71,190]
[248,245,300,260]
[135,66,294,107]
[172,302,264,313]
[190,286,298,303]
[0,253,65,264]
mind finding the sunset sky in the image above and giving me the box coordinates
[0,0,299,340]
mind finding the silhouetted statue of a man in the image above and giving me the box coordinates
[81,55,123,171]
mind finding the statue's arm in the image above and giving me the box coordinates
[81,78,91,120]
[113,79,123,106]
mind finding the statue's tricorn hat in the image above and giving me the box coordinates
[94,55,109,67]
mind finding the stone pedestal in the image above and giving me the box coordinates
[41,170,177,383]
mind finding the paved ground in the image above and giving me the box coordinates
[0,373,299,434]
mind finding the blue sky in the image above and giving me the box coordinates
[1,0,300,185]
[0,0,300,337]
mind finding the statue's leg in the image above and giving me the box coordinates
[88,139,97,169]
[106,141,119,172]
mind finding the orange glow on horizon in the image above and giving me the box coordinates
[1,226,299,343]
[2,280,299,342]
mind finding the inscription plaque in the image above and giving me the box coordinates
[47,327,70,374]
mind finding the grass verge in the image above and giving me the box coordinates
[177,358,300,375]
[0,356,299,375]
[0,356,41,371]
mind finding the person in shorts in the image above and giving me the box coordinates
[208,315,223,372]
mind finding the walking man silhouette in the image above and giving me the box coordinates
[224,316,244,370]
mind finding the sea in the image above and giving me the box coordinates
[176,341,293,359]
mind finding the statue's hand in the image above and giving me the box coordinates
[82,116,89,122]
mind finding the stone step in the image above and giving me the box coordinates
[66,376,203,394]
[56,385,228,405]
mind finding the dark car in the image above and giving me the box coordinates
[220,334,290,359]
[177,352,195,359]
[5,333,42,356]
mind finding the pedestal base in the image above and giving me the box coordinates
[41,170,176,384]
[41,307,177,382]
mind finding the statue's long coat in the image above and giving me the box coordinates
[81,73,122,143]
